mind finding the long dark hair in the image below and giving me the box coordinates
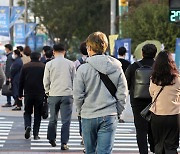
[151,50,179,86]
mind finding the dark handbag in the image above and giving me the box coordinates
[140,86,164,121]
[2,83,13,96]
[41,96,48,119]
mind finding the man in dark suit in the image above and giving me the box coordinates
[125,44,157,154]
[2,44,14,107]
[118,47,130,73]
[19,52,45,140]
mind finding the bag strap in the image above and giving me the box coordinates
[151,86,164,105]
[78,58,85,65]
[136,61,143,68]
[99,72,117,99]
[136,61,152,68]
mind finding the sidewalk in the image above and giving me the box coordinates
[0,95,134,122]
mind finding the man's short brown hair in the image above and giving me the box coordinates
[86,32,108,54]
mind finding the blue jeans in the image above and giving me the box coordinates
[82,115,118,154]
[47,96,73,144]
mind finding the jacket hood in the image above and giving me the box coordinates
[86,55,122,75]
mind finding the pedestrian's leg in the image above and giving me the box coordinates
[24,96,33,139]
[7,96,11,105]
[47,96,60,141]
[33,95,44,138]
[24,96,33,129]
[60,96,73,145]
[82,118,97,154]
[97,115,117,154]
[148,121,155,153]
[132,107,149,154]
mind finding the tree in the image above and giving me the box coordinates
[29,0,110,42]
[23,0,110,60]
[121,1,180,53]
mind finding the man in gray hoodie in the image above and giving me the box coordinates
[73,32,128,154]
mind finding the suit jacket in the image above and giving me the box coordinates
[19,60,45,97]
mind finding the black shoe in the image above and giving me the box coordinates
[2,103,12,107]
[12,103,16,106]
[83,149,86,153]
[61,144,69,150]
[12,106,21,111]
[80,139,84,145]
[25,126,31,139]
[119,118,125,123]
[34,136,40,140]
[49,140,56,147]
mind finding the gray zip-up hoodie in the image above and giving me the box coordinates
[73,55,128,119]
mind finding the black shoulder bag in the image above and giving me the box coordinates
[140,86,164,122]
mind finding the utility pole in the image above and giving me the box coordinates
[118,0,128,38]
[110,0,116,35]
[24,0,28,46]
[9,0,13,45]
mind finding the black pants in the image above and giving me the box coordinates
[24,95,44,136]
[132,106,154,154]
[151,113,179,154]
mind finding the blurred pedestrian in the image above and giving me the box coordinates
[23,46,31,62]
[17,46,31,64]
[150,50,180,154]
[43,43,75,150]
[74,41,88,149]
[74,41,88,70]
[125,44,157,154]
[73,32,128,154]
[44,49,53,64]
[10,50,23,111]
[0,65,5,89]
[117,46,130,123]
[19,52,45,140]
[2,44,14,107]
[118,47,130,73]
[40,46,52,63]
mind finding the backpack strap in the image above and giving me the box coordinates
[135,61,152,68]
[135,61,143,68]
[78,58,84,65]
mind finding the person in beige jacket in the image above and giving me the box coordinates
[149,50,180,154]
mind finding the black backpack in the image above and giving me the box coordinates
[133,61,152,99]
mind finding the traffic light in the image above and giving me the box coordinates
[119,0,128,7]
[169,0,180,22]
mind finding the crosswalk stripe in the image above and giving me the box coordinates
[0,118,13,148]
[31,120,180,152]
[0,121,13,124]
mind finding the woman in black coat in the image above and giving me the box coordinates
[10,50,23,110]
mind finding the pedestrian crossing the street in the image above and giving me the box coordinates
[0,117,13,148]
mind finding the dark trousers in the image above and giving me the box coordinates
[7,96,11,104]
[47,96,73,144]
[132,106,154,154]
[78,116,82,136]
[151,113,179,154]
[24,95,44,136]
